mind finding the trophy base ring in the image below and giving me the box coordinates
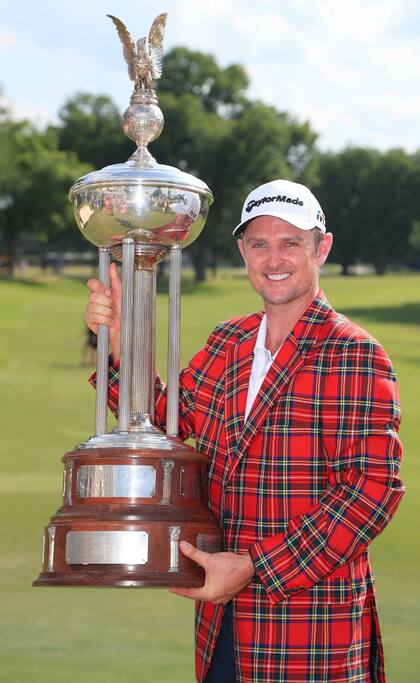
[33,568,205,588]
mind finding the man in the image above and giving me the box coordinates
[85,179,404,683]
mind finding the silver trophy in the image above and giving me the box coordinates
[34,14,221,588]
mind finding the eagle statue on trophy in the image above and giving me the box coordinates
[107,13,167,91]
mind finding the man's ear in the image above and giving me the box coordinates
[317,232,333,268]
[237,238,247,264]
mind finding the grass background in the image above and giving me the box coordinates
[0,269,418,682]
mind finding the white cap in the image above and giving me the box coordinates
[171,192,201,221]
[233,179,326,236]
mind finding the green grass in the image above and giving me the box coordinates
[0,269,419,682]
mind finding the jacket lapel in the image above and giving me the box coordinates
[223,314,262,473]
[224,291,332,485]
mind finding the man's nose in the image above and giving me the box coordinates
[265,247,288,267]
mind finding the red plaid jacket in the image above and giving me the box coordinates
[100,291,404,683]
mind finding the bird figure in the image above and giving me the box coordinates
[107,13,167,92]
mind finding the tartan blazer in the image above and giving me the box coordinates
[101,291,404,683]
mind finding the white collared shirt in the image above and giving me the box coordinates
[244,315,281,421]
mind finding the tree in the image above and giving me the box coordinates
[318,148,420,275]
[0,118,91,274]
[360,149,420,274]
[54,93,132,169]
[318,147,420,275]
[317,149,380,274]
[159,47,249,115]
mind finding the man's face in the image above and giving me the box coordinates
[237,217,332,308]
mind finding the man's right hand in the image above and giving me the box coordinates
[85,262,122,362]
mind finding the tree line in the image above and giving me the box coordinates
[1,47,419,279]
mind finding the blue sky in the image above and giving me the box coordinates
[1,0,419,152]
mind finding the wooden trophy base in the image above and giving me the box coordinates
[33,441,222,588]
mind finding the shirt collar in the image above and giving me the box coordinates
[254,314,268,352]
[253,314,275,367]
[254,313,283,364]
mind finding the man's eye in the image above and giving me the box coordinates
[285,241,298,248]
[252,243,265,248]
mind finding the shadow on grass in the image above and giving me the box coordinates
[342,303,420,327]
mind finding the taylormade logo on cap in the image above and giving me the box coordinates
[246,194,304,212]
[233,179,327,236]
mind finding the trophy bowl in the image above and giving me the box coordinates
[70,163,212,252]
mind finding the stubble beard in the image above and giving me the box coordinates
[258,274,319,309]
[259,281,300,307]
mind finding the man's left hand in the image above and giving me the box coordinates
[169,541,255,604]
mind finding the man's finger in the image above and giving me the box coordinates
[86,303,115,320]
[170,586,231,605]
[88,291,113,306]
[178,541,211,569]
[86,278,109,295]
[169,586,204,600]
[109,263,122,302]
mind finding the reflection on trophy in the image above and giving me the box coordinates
[33,13,221,588]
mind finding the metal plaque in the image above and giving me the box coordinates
[77,464,156,499]
[66,530,149,565]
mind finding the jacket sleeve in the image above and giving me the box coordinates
[249,338,405,605]
[89,362,120,417]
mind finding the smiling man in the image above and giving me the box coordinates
[85,179,404,683]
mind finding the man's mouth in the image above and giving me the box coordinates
[266,273,291,281]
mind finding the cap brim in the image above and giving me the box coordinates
[232,211,325,236]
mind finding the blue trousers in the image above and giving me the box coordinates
[204,602,236,682]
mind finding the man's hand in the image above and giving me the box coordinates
[85,262,122,361]
[169,541,255,604]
